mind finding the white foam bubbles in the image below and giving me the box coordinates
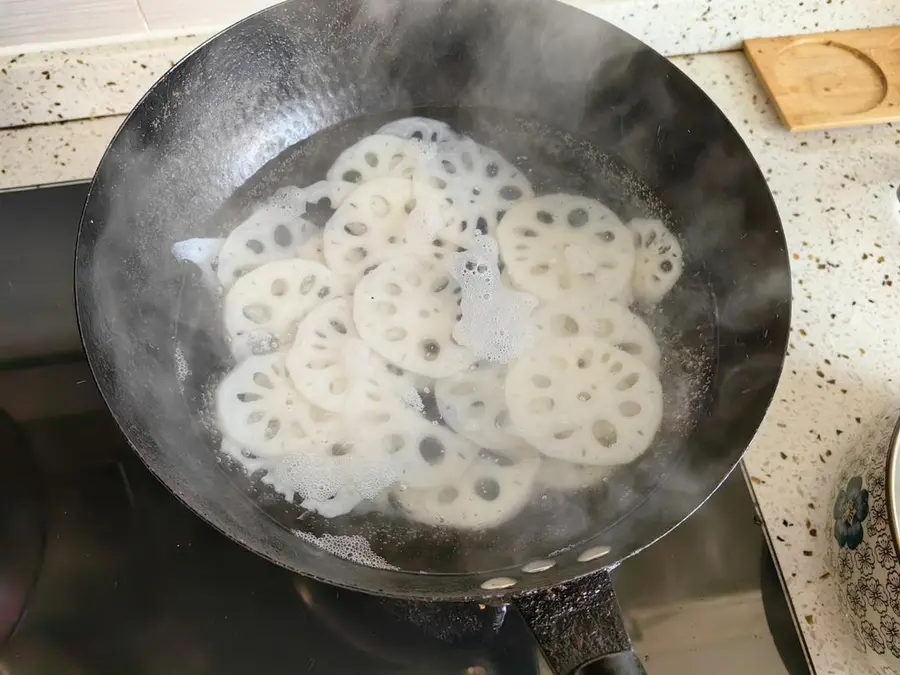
[450,234,537,363]
[171,237,225,292]
[173,342,191,383]
[222,435,404,518]
[261,445,403,518]
[293,531,398,570]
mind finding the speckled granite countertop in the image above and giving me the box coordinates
[3,44,900,674]
[674,54,900,675]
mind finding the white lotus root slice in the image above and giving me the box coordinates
[353,254,476,378]
[505,336,663,466]
[628,218,684,305]
[216,182,353,288]
[296,181,357,227]
[413,138,533,245]
[217,359,383,517]
[396,445,540,530]
[258,438,405,518]
[499,267,520,291]
[435,363,522,451]
[497,194,635,302]
[323,178,418,283]
[377,116,458,144]
[215,354,317,458]
[287,297,421,413]
[223,259,343,359]
[326,134,422,185]
[340,380,479,489]
[535,458,613,492]
[295,230,326,265]
[531,295,661,372]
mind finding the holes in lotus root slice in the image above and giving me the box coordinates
[336,380,478,489]
[627,218,684,306]
[496,194,635,302]
[531,295,661,372]
[226,373,449,516]
[395,444,540,530]
[534,457,614,492]
[298,181,356,228]
[287,297,421,413]
[435,362,523,451]
[216,182,353,288]
[323,178,425,283]
[220,371,414,517]
[505,336,663,466]
[377,117,459,144]
[412,138,533,247]
[215,353,322,457]
[403,425,479,488]
[354,254,476,378]
[223,259,344,360]
[326,134,422,185]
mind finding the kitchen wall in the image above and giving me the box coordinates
[0,0,897,56]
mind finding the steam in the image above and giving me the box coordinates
[81,0,789,575]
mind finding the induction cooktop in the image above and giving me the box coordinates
[0,181,810,675]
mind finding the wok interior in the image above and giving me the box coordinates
[178,109,716,572]
[175,106,719,573]
[76,0,790,597]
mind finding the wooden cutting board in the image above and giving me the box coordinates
[743,26,900,132]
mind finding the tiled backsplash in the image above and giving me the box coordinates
[0,0,277,48]
[138,0,277,32]
[0,0,148,47]
[0,0,897,56]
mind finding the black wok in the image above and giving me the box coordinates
[74,0,791,672]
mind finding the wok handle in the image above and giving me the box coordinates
[514,569,646,675]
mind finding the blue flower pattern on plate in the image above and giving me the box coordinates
[834,476,870,550]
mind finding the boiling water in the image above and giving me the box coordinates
[174,107,716,573]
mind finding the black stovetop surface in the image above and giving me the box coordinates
[0,182,809,675]
[4,411,539,675]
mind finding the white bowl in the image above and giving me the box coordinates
[826,409,900,673]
